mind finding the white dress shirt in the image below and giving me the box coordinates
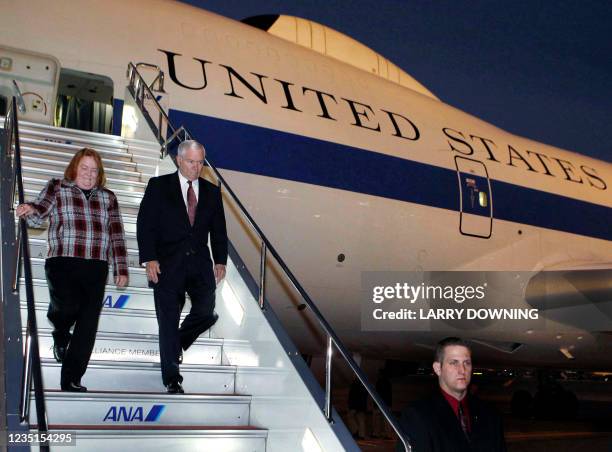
[142,173,199,267]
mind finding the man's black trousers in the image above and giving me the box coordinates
[153,253,217,386]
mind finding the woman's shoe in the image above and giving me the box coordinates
[61,382,87,392]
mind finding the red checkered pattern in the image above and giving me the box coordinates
[26,179,128,277]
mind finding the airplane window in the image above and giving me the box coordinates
[479,191,488,208]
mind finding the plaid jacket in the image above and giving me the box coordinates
[27,179,128,277]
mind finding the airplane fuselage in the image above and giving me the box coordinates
[2,0,611,368]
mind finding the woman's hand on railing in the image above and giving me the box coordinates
[15,203,35,218]
[115,275,129,288]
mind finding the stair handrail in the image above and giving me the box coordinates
[12,79,27,113]
[125,63,412,452]
[2,97,50,450]
[134,62,166,93]
[126,62,176,154]
[161,125,191,156]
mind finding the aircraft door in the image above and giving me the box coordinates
[454,156,493,238]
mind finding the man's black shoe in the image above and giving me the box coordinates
[61,382,87,392]
[53,344,67,363]
[166,380,184,394]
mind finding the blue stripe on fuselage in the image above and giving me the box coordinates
[112,98,124,136]
[170,110,612,242]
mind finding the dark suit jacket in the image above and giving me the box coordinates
[396,392,506,452]
[137,172,228,284]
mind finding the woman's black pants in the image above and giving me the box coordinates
[45,256,108,385]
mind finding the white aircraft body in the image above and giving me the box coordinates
[2,0,612,369]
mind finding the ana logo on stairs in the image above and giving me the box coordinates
[103,404,165,422]
[103,294,131,309]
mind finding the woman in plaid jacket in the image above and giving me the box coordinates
[16,147,129,392]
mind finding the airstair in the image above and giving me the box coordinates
[0,63,410,452]
[1,118,348,451]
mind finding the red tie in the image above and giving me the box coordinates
[187,180,197,226]
[458,402,469,437]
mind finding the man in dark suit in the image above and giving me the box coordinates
[396,337,506,452]
[137,140,228,394]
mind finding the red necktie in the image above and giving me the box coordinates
[187,180,197,226]
[458,402,469,437]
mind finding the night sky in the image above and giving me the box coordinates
[182,0,612,163]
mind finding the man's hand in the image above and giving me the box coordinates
[115,275,129,288]
[146,260,161,283]
[214,264,226,285]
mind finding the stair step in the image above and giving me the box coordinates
[22,300,163,334]
[22,165,146,192]
[14,119,129,140]
[24,299,212,338]
[26,277,153,310]
[129,144,163,159]
[28,237,140,266]
[23,302,259,364]
[18,130,162,175]
[17,128,161,177]
[19,131,162,161]
[29,425,266,452]
[32,330,222,365]
[30,391,252,427]
[30,257,150,287]
[21,145,137,171]
[38,424,265,431]
[19,121,159,152]
[22,155,142,181]
[39,358,237,394]
[4,118,160,157]
[18,126,138,154]
[20,138,134,162]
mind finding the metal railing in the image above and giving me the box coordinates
[126,63,174,150]
[134,63,166,93]
[126,63,412,451]
[2,97,50,450]
[11,80,26,113]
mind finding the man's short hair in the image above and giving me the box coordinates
[177,139,205,157]
[434,337,471,363]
